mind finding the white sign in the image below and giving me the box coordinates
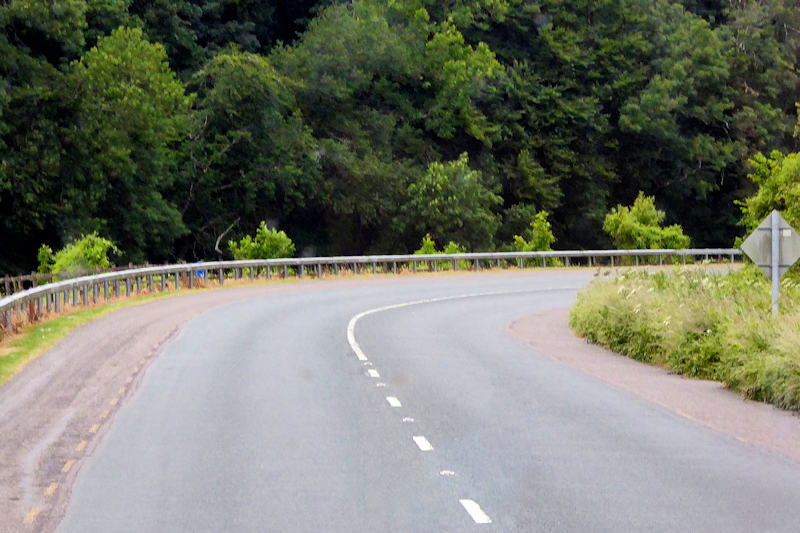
[740,210,800,314]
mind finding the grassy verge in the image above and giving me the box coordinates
[570,266,800,412]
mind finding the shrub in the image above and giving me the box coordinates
[570,266,800,412]
[512,211,561,266]
[228,222,295,260]
[413,234,468,270]
[603,192,690,250]
[38,233,119,276]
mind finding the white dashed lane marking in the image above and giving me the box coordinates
[367,369,380,378]
[386,397,402,407]
[460,499,492,524]
[412,436,434,451]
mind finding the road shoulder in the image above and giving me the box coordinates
[508,307,800,464]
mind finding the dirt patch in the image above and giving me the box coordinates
[508,307,800,464]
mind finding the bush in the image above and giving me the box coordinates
[603,192,690,250]
[512,211,561,266]
[570,267,800,411]
[228,222,295,260]
[413,234,468,270]
[38,233,119,276]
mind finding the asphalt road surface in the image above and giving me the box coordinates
[54,272,800,532]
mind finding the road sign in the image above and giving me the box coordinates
[740,210,800,314]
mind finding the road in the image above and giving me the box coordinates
[45,271,800,532]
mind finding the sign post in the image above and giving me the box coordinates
[740,210,800,315]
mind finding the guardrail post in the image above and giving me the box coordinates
[45,293,51,312]
[317,264,322,278]
[497,258,501,269]
[175,272,180,290]
[372,262,376,275]
[392,261,397,275]
[219,268,224,286]
[73,288,78,307]
[413,261,417,273]
[565,256,570,267]
[299,265,304,279]
[55,292,61,313]
[36,297,42,316]
[352,263,357,275]
[334,264,339,276]
[283,265,288,279]
[189,271,194,289]
[266,266,271,280]
[250,267,255,281]
[659,254,663,266]
[104,281,109,300]
[452,259,457,271]
[125,278,131,296]
[519,257,523,269]
[93,283,98,304]
[135,276,140,293]
[635,255,639,266]
[82,285,88,306]
[115,280,120,298]
[4,309,10,331]
[147,275,153,291]
[474,259,479,272]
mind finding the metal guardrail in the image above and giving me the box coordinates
[0,248,742,332]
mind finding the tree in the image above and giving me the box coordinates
[603,192,690,249]
[71,26,194,263]
[739,150,800,233]
[180,47,321,259]
[402,153,501,250]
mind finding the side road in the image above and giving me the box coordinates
[509,308,800,464]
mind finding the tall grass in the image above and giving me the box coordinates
[570,266,800,412]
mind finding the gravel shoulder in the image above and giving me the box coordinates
[509,307,800,464]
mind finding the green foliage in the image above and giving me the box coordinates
[183,47,321,258]
[228,222,296,260]
[740,150,800,233]
[513,211,555,252]
[412,233,468,269]
[39,232,119,275]
[604,192,691,249]
[570,267,800,411]
[37,245,54,274]
[414,233,438,255]
[72,26,194,263]
[403,153,501,251]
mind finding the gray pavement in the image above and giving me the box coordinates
[56,272,800,532]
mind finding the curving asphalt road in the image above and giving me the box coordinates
[25,271,800,532]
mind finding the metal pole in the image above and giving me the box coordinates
[772,210,780,315]
[175,272,179,290]
[219,269,224,286]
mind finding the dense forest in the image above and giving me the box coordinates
[1,0,799,274]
